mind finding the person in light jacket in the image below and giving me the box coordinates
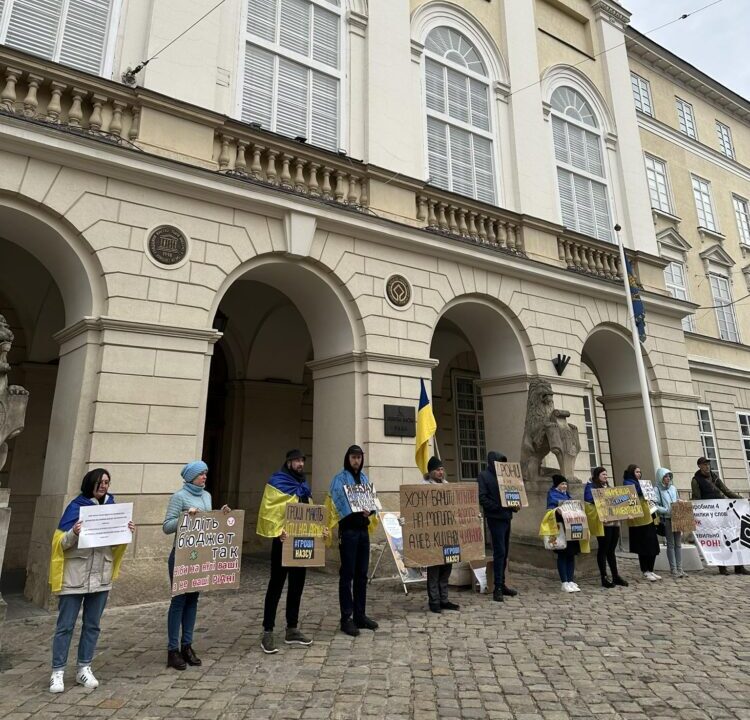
[654,467,684,578]
[162,461,230,670]
[48,469,135,694]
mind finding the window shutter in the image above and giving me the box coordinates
[552,116,569,164]
[425,59,445,114]
[279,0,310,57]
[472,134,495,204]
[591,180,611,241]
[469,79,489,132]
[557,169,576,229]
[567,124,587,173]
[242,44,274,128]
[5,0,62,61]
[573,174,596,237]
[427,117,449,191]
[311,70,337,150]
[247,0,277,41]
[276,56,308,139]
[446,68,469,124]
[59,0,111,75]
[449,126,474,198]
[584,131,603,177]
[312,3,338,69]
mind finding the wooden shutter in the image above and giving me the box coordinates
[449,126,474,198]
[473,134,495,204]
[424,58,445,114]
[59,0,111,74]
[427,117,449,191]
[446,68,469,124]
[591,180,611,241]
[552,116,569,164]
[247,0,276,41]
[311,70,337,150]
[279,0,310,57]
[276,56,308,139]
[573,175,596,237]
[5,0,62,61]
[567,124,587,173]
[469,78,489,132]
[312,3,338,69]
[242,45,274,127]
[557,169,576,229]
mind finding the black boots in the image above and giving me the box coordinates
[613,576,629,587]
[341,617,360,636]
[492,588,503,602]
[167,649,186,671]
[355,615,379,630]
[601,577,615,588]
[181,644,202,666]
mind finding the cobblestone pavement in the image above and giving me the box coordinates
[1,556,749,720]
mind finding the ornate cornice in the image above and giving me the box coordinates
[590,0,631,28]
[53,317,222,346]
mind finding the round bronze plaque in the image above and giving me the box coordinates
[385,274,411,308]
[147,226,188,266]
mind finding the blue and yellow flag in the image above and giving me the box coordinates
[625,257,646,343]
[256,468,312,538]
[415,378,437,475]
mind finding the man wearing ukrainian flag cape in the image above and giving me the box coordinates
[256,449,315,654]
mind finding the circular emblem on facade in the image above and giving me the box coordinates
[385,274,412,309]
[146,225,189,267]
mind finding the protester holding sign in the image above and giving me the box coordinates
[623,465,661,582]
[691,456,748,575]
[327,445,379,637]
[48,469,135,694]
[584,467,628,589]
[654,468,685,578]
[477,451,518,602]
[162,461,230,671]
[256,449,316,654]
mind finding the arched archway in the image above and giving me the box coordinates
[203,256,360,551]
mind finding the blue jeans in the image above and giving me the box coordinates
[167,548,200,651]
[338,527,369,621]
[556,551,576,583]
[52,591,109,669]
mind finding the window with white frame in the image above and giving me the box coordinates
[551,86,612,242]
[582,392,600,472]
[424,27,496,204]
[676,97,697,138]
[733,195,750,246]
[697,406,721,474]
[453,374,486,481]
[644,155,671,213]
[738,412,750,480]
[630,73,653,116]
[0,0,115,75]
[709,274,740,343]
[663,261,695,332]
[716,121,735,159]
[241,0,341,151]
[691,175,717,231]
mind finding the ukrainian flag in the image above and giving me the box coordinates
[256,469,312,538]
[415,378,437,475]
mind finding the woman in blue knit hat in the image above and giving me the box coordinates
[162,460,230,670]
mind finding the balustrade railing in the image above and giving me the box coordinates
[557,235,622,280]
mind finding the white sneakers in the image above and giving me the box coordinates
[76,666,99,689]
[561,582,581,593]
[643,571,661,582]
[49,670,64,693]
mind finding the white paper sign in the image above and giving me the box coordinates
[693,499,750,566]
[640,479,658,515]
[78,502,133,549]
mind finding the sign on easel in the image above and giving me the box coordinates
[282,503,328,568]
[378,512,426,585]
[495,462,528,508]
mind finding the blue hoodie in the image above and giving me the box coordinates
[547,487,571,509]
[654,467,679,517]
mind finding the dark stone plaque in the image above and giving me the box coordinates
[147,225,188,266]
[385,274,411,307]
[384,404,416,437]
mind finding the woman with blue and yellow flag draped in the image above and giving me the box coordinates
[48,468,134,694]
[256,449,316,655]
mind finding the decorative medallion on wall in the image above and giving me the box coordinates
[145,225,189,268]
[385,274,412,310]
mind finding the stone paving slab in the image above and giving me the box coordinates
[1,558,748,719]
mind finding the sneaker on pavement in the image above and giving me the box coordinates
[49,670,64,694]
[285,627,313,645]
[671,568,680,577]
[678,569,687,577]
[569,582,581,592]
[261,631,279,654]
[735,566,749,575]
[75,665,99,689]
[561,582,573,593]
[651,572,662,580]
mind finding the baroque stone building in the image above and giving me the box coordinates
[0,0,746,605]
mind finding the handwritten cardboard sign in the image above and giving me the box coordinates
[592,485,642,522]
[399,483,484,567]
[343,483,381,514]
[639,479,658,515]
[172,510,244,596]
[670,500,697,534]
[494,462,529,508]
[558,500,589,540]
[282,503,328,567]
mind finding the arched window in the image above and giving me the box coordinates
[242,0,341,151]
[551,87,612,242]
[424,27,495,204]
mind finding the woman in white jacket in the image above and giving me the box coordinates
[654,467,684,578]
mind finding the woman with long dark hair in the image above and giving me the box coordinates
[623,464,661,581]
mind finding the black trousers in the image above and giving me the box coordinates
[338,527,369,621]
[262,538,306,632]
[487,518,511,590]
[426,564,452,606]
[596,525,620,579]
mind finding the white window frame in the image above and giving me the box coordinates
[0,0,121,78]
[737,411,750,484]
[697,405,722,475]
[709,273,740,343]
[422,28,498,204]
[452,373,487,482]
[691,175,717,232]
[644,154,672,214]
[676,97,697,139]
[582,391,600,472]
[663,260,695,333]
[716,120,735,159]
[733,195,750,247]
[630,72,653,116]
[235,0,346,151]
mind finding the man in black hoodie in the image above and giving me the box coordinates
[329,445,379,636]
[477,451,519,601]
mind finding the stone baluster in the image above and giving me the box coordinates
[321,167,333,198]
[594,250,605,276]
[110,101,126,137]
[68,88,86,127]
[46,82,66,123]
[308,163,320,196]
[334,172,346,203]
[347,175,359,205]
[128,105,140,140]
[456,209,468,237]
[478,215,488,243]
[448,206,459,235]
[217,134,232,170]
[89,94,107,130]
[416,195,427,223]
[359,179,369,207]
[467,212,478,240]
[563,241,574,268]
[1,67,21,112]
[570,243,581,268]
[23,74,44,118]
[487,218,497,245]
[427,199,437,228]
[507,224,518,252]
[266,150,279,185]
[235,141,248,174]
[279,153,293,188]
[608,254,619,278]
[293,158,306,192]
[437,203,448,231]
[249,144,264,179]
[497,222,508,249]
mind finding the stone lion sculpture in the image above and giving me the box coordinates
[0,314,29,472]
[520,378,580,482]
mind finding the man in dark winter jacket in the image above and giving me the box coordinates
[692,456,748,576]
[477,451,519,601]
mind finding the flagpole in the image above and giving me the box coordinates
[614,224,661,475]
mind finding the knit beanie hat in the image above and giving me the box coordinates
[181,460,208,484]
[552,474,567,488]
[286,449,305,462]
[427,456,444,473]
